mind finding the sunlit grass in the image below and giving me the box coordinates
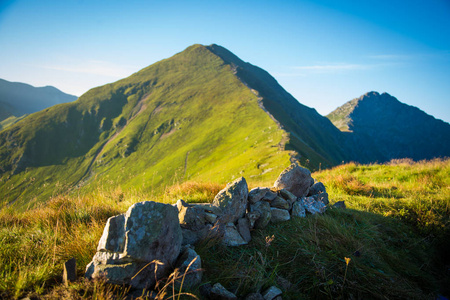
[1,159,449,299]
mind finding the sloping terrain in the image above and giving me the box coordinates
[327,91,450,162]
[0,78,77,129]
[0,45,295,207]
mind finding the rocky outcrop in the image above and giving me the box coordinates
[274,163,314,197]
[85,163,337,297]
[85,201,182,289]
[213,177,248,224]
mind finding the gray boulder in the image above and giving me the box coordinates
[213,177,248,224]
[291,201,306,218]
[279,189,297,208]
[262,286,283,300]
[237,218,252,243]
[333,201,346,209]
[177,199,207,230]
[248,187,271,204]
[308,182,326,196]
[313,192,329,205]
[270,197,290,210]
[270,208,290,223]
[274,163,314,197]
[85,201,182,289]
[250,201,271,229]
[174,246,202,289]
[299,197,326,215]
[210,283,237,300]
[246,211,261,229]
[223,223,247,246]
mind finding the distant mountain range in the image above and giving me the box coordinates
[327,91,450,162]
[0,78,77,130]
[0,44,449,207]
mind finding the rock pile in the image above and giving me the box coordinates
[85,162,337,298]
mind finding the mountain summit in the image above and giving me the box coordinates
[0,45,449,206]
[327,91,450,162]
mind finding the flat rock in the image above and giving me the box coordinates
[177,199,208,230]
[213,177,248,224]
[262,286,282,300]
[308,182,326,196]
[274,163,313,197]
[270,208,290,223]
[248,187,271,204]
[237,218,252,243]
[174,246,202,289]
[299,197,326,215]
[210,283,237,300]
[333,201,346,209]
[223,223,247,246]
[250,201,271,229]
[291,201,306,218]
[270,197,290,210]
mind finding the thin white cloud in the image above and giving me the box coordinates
[293,63,371,71]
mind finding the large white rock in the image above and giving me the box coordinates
[85,201,182,289]
[212,177,248,224]
[274,163,314,197]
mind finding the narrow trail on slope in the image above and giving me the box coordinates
[74,93,151,187]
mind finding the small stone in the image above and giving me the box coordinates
[262,286,282,300]
[222,223,247,246]
[245,292,264,300]
[174,246,202,289]
[262,190,278,201]
[210,283,237,300]
[63,258,76,286]
[291,201,306,218]
[313,192,329,205]
[250,201,271,229]
[205,212,218,223]
[246,211,261,229]
[177,199,208,230]
[279,189,297,203]
[276,276,292,291]
[270,208,290,223]
[237,218,252,243]
[248,187,271,204]
[299,197,326,214]
[270,197,290,210]
[333,201,346,209]
[308,182,326,196]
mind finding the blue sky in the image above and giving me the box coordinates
[0,0,449,122]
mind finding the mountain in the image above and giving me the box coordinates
[327,91,450,162]
[0,78,77,129]
[1,45,449,208]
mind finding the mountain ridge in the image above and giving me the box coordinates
[0,78,77,130]
[327,91,450,162]
[1,44,449,207]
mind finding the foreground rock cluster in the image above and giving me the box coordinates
[85,163,337,298]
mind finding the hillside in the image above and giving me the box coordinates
[0,79,77,129]
[0,45,288,207]
[0,159,448,299]
[327,91,450,163]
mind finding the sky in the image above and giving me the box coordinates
[0,0,449,123]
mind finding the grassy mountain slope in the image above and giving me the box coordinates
[0,45,293,208]
[327,91,450,162]
[207,45,350,169]
[0,78,77,126]
[1,159,448,299]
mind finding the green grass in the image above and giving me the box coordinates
[0,44,292,209]
[0,159,448,299]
